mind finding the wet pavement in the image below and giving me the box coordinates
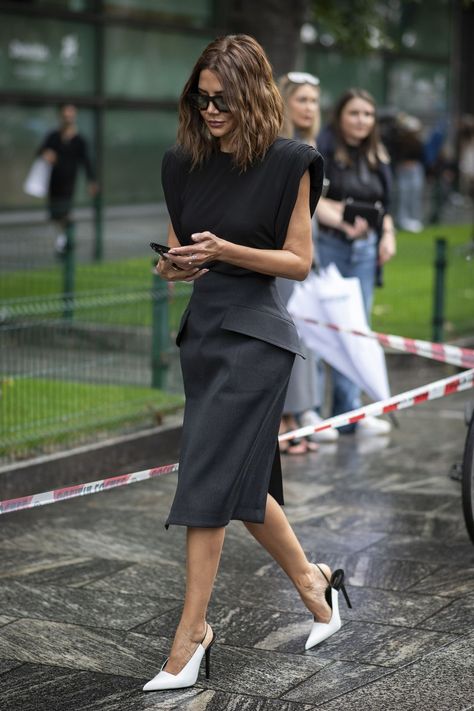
[0,359,473,710]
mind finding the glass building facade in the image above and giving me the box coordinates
[0,0,214,209]
[0,0,458,210]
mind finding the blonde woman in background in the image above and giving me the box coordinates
[277,72,338,452]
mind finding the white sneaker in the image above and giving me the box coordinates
[299,410,339,443]
[399,218,423,233]
[357,415,392,436]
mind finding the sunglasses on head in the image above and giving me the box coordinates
[188,93,230,113]
[287,72,320,87]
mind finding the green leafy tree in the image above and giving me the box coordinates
[222,0,388,74]
[310,0,393,53]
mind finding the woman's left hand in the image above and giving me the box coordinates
[167,231,225,269]
[378,230,396,265]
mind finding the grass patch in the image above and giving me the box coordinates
[0,257,192,329]
[0,377,184,457]
[1,225,472,461]
[2,227,472,340]
[373,224,473,340]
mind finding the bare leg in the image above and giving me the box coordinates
[279,415,307,454]
[244,494,332,622]
[165,526,225,674]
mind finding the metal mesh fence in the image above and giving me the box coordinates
[0,206,190,463]
[1,205,473,463]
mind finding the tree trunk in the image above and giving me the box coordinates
[223,0,309,77]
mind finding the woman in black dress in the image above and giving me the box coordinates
[143,35,351,693]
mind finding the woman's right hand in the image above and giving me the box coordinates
[42,149,57,165]
[340,215,369,240]
[155,256,208,283]
[316,198,369,239]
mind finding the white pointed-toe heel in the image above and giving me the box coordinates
[305,566,352,651]
[143,625,215,692]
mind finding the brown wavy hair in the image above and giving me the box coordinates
[177,35,283,171]
[332,88,389,168]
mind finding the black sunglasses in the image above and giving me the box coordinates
[188,93,230,113]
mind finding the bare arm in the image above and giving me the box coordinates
[161,171,313,282]
[378,213,396,264]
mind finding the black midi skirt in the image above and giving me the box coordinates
[165,270,303,528]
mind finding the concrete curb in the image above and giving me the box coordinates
[0,421,182,499]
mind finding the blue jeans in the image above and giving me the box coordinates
[396,162,425,228]
[317,229,377,431]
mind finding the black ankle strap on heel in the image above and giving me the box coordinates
[330,569,344,590]
[316,566,352,609]
[331,569,352,609]
[315,564,331,585]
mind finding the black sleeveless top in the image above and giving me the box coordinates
[161,137,324,277]
[317,127,392,212]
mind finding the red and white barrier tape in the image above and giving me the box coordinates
[1,368,473,516]
[299,317,474,369]
[0,463,178,515]
[279,367,474,442]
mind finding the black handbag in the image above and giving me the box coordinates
[342,198,384,230]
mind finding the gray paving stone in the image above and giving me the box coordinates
[0,551,131,587]
[0,618,324,696]
[0,663,139,711]
[135,601,312,653]
[0,658,24,675]
[408,563,474,598]
[171,690,315,710]
[0,618,169,678]
[417,593,474,634]
[318,506,466,541]
[65,686,315,710]
[0,581,180,630]
[308,488,459,519]
[222,569,450,629]
[334,554,439,591]
[359,534,474,565]
[0,366,471,709]
[282,660,392,706]
[304,620,458,668]
[89,561,187,598]
[0,524,187,566]
[337,586,452,627]
[196,642,326,697]
[289,523,387,555]
[89,561,239,607]
[315,634,474,711]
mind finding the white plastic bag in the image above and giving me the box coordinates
[23,158,52,198]
[287,264,390,403]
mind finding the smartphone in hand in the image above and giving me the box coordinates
[150,241,184,272]
[150,242,170,257]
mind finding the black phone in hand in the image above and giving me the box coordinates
[150,242,170,256]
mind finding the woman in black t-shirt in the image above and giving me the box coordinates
[316,88,396,435]
[143,36,351,693]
